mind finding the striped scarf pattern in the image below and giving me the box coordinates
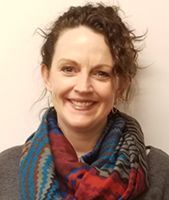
[20,107,148,200]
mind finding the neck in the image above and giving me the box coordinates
[58,119,107,158]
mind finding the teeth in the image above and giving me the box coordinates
[71,100,94,107]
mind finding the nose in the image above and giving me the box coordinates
[74,72,93,93]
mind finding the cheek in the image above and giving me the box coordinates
[99,88,115,106]
[50,79,72,101]
[49,79,61,102]
[98,82,115,98]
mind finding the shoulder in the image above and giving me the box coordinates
[0,145,23,160]
[147,146,169,176]
[0,145,23,176]
[148,146,169,163]
[0,145,23,169]
[136,146,169,200]
[0,145,23,200]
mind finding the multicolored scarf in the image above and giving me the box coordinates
[20,107,148,200]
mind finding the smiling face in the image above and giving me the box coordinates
[42,26,120,133]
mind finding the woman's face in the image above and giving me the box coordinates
[42,26,120,131]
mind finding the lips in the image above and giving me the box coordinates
[71,100,94,107]
[68,98,96,109]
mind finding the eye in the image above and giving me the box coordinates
[92,70,111,81]
[97,71,109,77]
[62,66,74,73]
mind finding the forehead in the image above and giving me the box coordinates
[52,26,114,66]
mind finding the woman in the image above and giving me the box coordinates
[0,3,169,200]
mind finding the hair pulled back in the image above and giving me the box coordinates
[40,3,144,101]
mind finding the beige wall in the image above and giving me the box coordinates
[0,0,169,153]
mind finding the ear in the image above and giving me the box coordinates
[41,64,52,92]
[115,77,130,100]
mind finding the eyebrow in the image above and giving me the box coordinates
[57,58,78,65]
[57,58,113,68]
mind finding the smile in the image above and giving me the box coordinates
[71,100,94,107]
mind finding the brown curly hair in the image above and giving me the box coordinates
[39,3,144,101]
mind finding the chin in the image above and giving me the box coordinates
[68,120,93,129]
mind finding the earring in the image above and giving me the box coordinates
[112,99,118,114]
